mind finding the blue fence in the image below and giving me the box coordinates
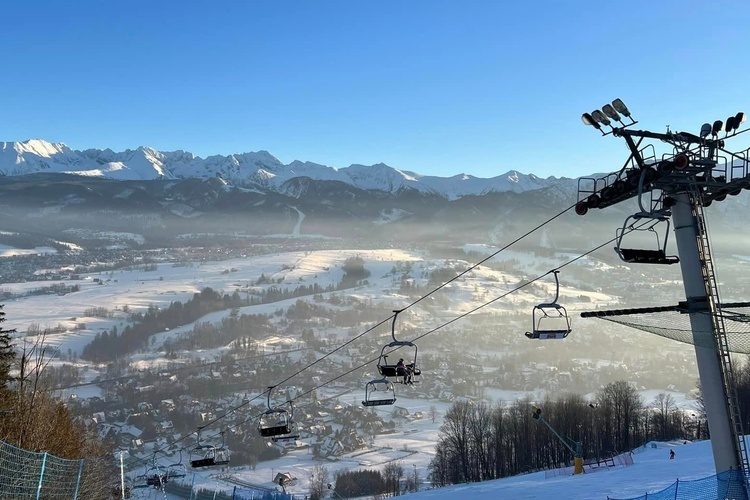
[607,469,748,500]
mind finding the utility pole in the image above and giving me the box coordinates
[578,100,750,481]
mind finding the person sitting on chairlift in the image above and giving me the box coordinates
[406,361,416,384]
[396,359,409,384]
[396,358,414,385]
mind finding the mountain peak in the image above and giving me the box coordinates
[0,139,579,199]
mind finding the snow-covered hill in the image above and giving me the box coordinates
[403,438,736,500]
[0,139,574,200]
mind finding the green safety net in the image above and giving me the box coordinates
[0,439,83,499]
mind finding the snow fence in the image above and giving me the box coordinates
[607,468,748,500]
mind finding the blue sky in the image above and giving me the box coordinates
[2,0,749,179]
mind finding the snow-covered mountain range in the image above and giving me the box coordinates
[0,139,574,200]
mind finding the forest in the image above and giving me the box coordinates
[428,367,750,487]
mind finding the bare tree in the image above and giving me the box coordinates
[428,405,439,423]
[596,380,643,453]
[407,464,420,493]
[652,393,677,440]
[309,464,329,500]
[383,460,404,497]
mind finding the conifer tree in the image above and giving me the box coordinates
[0,305,15,386]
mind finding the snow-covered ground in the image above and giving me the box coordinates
[1,244,719,500]
[404,438,744,500]
[128,437,735,500]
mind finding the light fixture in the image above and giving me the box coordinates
[674,154,689,170]
[602,104,622,123]
[612,98,631,118]
[700,123,712,138]
[591,110,611,127]
[735,112,746,129]
[581,113,602,131]
[711,120,724,136]
[726,116,736,134]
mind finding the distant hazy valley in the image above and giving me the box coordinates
[2,139,750,495]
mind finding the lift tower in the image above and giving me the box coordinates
[577,100,750,477]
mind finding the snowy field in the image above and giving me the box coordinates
[404,438,739,500]
[128,438,735,500]
[0,244,717,499]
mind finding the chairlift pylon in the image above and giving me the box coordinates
[362,378,397,407]
[615,211,679,265]
[525,271,572,340]
[376,309,421,382]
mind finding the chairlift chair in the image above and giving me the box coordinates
[190,430,230,468]
[166,449,187,479]
[271,401,301,443]
[376,310,421,381]
[113,477,133,498]
[144,455,169,488]
[525,271,572,340]
[362,378,397,407]
[615,212,679,265]
[258,386,295,438]
[131,472,150,490]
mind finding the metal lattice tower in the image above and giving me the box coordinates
[576,101,750,486]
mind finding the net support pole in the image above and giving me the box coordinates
[73,458,83,499]
[120,452,126,500]
[36,452,47,500]
[672,192,737,472]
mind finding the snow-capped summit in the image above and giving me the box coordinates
[0,139,574,199]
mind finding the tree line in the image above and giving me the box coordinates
[81,269,363,362]
[428,372,749,487]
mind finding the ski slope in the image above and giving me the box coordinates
[402,439,736,500]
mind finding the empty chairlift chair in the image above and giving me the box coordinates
[258,386,300,441]
[615,211,679,265]
[190,430,230,468]
[271,401,301,443]
[166,450,187,479]
[525,270,572,340]
[362,378,397,407]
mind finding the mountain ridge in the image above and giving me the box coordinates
[1,139,576,200]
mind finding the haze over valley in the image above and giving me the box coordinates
[2,141,750,497]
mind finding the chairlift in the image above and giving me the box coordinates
[142,454,169,488]
[131,471,149,490]
[113,477,133,498]
[166,449,187,479]
[525,271,572,340]
[271,401,301,443]
[258,386,297,439]
[362,378,397,407]
[376,309,421,382]
[615,212,679,265]
[190,429,230,468]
